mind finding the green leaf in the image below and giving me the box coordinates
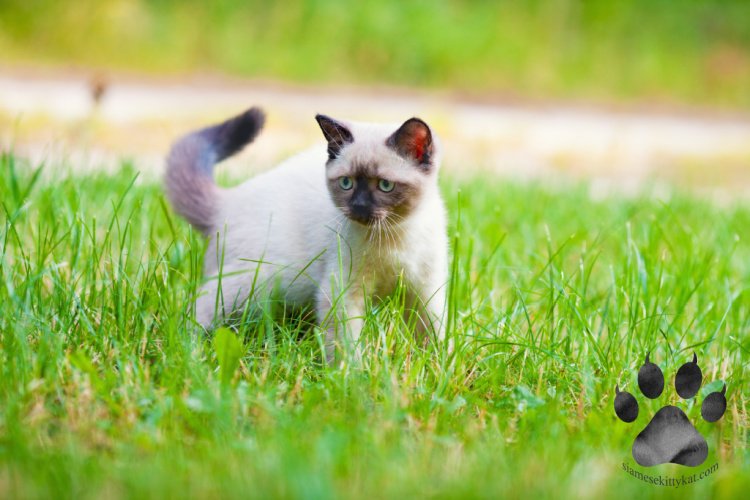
[702,379,725,395]
[513,385,545,411]
[213,327,244,387]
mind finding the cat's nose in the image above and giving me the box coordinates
[349,188,374,223]
[349,204,372,223]
[351,197,369,210]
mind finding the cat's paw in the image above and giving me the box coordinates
[614,353,727,467]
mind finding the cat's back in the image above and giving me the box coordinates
[221,145,330,218]
[215,144,340,268]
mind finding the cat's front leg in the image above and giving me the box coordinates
[406,255,449,348]
[316,286,365,364]
[408,282,447,342]
[425,285,447,342]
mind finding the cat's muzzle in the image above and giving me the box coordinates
[348,205,375,225]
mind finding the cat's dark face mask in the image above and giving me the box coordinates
[332,173,418,226]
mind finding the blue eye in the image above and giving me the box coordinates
[338,176,353,190]
[378,179,395,192]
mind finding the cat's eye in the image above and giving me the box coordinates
[378,179,395,192]
[338,176,353,190]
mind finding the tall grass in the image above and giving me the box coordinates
[1,0,750,108]
[0,151,748,498]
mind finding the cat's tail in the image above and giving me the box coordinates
[165,107,265,235]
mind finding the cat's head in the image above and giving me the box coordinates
[315,114,440,226]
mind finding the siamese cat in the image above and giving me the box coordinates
[165,107,448,362]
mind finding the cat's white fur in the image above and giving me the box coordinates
[169,112,448,361]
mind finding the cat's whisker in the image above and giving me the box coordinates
[383,218,398,248]
[386,212,406,226]
[323,213,347,233]
[377,218,386,244]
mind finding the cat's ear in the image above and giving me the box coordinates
[315,114,354,161]
[386,118,433,168]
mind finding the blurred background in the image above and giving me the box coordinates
[1,0,749,192]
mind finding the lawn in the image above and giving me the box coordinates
[2,0,750,109]
[0,151,748,498]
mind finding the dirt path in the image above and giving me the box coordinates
[1,73,749,195]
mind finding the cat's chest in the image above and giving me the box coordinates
[357,246,419,296]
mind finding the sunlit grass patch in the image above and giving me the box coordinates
[1,152,748,498]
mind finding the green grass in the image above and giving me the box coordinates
[1,0,750,109]
[1,150,749,498]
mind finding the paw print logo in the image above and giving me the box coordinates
[614,353,727,467]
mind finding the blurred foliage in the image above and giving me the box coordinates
[1,0,749,107]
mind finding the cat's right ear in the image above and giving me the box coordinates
[315,114,354,161]
[386,117,433,169]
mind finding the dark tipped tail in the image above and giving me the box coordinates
[165,107,265,235]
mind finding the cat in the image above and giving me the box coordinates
[165,107,448,362]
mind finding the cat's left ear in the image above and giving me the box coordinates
[315,114,354,161]
[386,118,433,168]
